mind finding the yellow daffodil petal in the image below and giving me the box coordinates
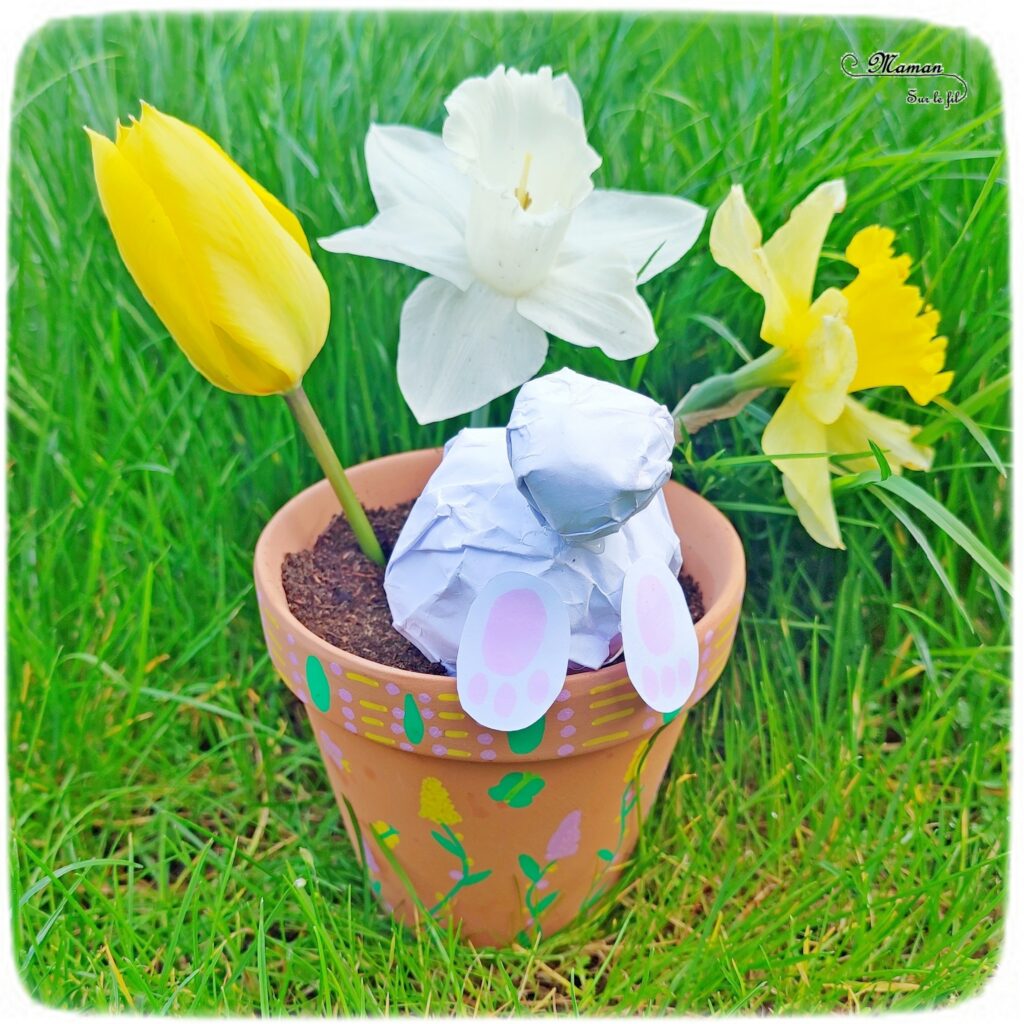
[842,225,953,405]
[709,185,792,347]
[792,302,857,425]
[763,390,844,549]
[114,104,329,394]
[826,397,934,473]
[762,179,846,314]
[86,127,247,393]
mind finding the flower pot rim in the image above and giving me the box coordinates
[254,446,745,704]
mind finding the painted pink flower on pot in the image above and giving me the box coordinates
[517,809,584,942]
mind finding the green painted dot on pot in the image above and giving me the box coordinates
[403,693,424,744]
[508,715,545,755]
[306,655,331,713]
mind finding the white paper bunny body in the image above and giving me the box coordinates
[384,369,699,730]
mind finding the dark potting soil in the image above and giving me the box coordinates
[281,501,706,676]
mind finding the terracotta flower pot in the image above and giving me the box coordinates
[254,448,745,946]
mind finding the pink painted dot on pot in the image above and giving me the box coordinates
[329,661,342,676]
[477,733,494,746]
[556,688,571,702]
[337,688,353,703]
[557,744,574,757]
[560,725,576,738]
[391,706,404,720]
[385,682,400,696]
[288,652,299,666]
[480,749,497,761]
[286,633,296,645]
[399,742,413,752]
[556,707,574,722]
[643,715,658,730]
[342,707,355,721]
[418,693,431,704]
[429,726,442,738]
[344,722,357,734]
[432,744,447,756]
[390,723,403,735]
[422,708,435,720]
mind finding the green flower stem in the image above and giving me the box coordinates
[523,861,555,937]
[429,824,489,917]
[283,384,385,566]
[673,346,797,436]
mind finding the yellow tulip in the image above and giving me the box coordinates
[693,180,952,549]
[86,102,329,396]
[86,103,385,565]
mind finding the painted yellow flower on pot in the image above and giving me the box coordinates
[371,821,399,849]
[418,777,462,826]
[682,180,952,548]
[87,102,329,396]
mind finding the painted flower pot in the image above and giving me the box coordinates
[254,448,745,947]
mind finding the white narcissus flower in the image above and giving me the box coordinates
[320,65,706,423]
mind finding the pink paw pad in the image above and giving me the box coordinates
[621,556,699,713]
[456,572,569,731]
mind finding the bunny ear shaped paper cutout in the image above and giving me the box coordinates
[621,556,699,713]
[456,572,570,731]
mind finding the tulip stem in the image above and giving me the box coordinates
[283,385,386,566]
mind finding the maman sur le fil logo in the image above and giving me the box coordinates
[841,50,968,108]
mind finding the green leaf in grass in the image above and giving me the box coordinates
[872,476,1011,594]
[932,395,1007,477]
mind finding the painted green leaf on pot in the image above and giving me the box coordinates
[597,848,615,862]
[488,771,546,808]
[508,715,545,755]
[430,830,461,856]
[663,708,681,724]
[306,655,331,713]
[534,891,558,915]
[518,853,543,883]
[403,693,424,744]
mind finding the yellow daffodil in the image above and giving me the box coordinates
[678,180,952,548]
[87,102,329,396]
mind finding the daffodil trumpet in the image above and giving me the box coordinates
[681,179,952,549]
[87,102,385,565]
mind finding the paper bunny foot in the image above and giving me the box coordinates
[456,572,570,731]
[621,556,699,713]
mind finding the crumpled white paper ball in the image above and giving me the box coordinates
[384,427,682,673]
[507,368,675,541]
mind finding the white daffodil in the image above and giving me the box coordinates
[320,65,706,423]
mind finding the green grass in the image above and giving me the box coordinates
[7,10,1009,1015]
